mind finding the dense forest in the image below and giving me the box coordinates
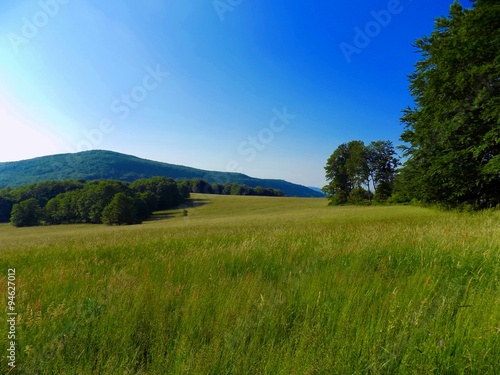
[325,1,499,209]
[0,178,284,227]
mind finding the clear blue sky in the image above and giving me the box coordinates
[0,0,469,187]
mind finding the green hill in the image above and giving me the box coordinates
[0,150,324,197]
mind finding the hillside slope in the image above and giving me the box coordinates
[0,150,323,197]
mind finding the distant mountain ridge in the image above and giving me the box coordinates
[307,187,325,196]
[0,150,324,197]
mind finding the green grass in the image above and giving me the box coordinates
[1,195,499,374]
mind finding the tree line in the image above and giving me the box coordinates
[178,179,284,197]
[0,178,284,227]
[325,1,499,209]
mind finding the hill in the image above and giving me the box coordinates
[307,186,325,196]
[0,150,323,197]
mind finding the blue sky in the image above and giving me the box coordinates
[0,0,469,187]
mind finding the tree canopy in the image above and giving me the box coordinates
[324,140,399,205]
[399,1,500,208]
[10,198,42,227]
[1,177,286,227]
[101,193,138,226]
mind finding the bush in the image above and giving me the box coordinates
[347,187,372,205]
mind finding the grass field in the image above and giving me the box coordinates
[1,194,499,374]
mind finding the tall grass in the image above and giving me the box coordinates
[1,195,499,374]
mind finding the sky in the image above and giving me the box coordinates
[0,0,470,188]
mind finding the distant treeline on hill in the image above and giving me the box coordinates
[0,178,284,227]
[179,179,284,197]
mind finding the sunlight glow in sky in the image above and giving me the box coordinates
[0,0,468,187]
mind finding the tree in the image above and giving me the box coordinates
[325,140,399,205]
[399,1,500,208]
[130,177,184,210]
[48,191,81,224]
[10,198,42,227]
[10,180,84,206]
[367,140,399,202]
[324,143,352,204]
[346,140,369,190]
[324,141,369,204]
[177,181,191,199]
[101,193,138,225]
[77,181,130,223]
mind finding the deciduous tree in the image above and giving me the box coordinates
[400,1,500,208]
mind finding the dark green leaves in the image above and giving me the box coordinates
[324,140,398,205]
[399,1,500,208]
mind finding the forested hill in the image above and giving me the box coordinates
[0,150,324,197]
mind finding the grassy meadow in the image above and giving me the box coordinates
[1,194,499,374]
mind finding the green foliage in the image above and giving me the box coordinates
[3,176,284,227]
[367,140,399,194]
[185,179,214,194]
[325,140,398,205]
[44,190,81,225]
[184,179,285,197]
[10,198,42,227]
[130,177,184,210]
[77,181,131,223]
[44,178,184,225]
[101,193,138,225]
[400,1,500,208]
[176,181,191,199]
[43,180,158,226]
[324,143,351,204]
[346,140,369,189]
[9,180,84,206]
[347,187,373,205]
[373,181,393,203]
[136,191,159,213]
[0,180,84,223]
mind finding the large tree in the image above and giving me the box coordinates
[400,1,500,208]
[324,143,352,204]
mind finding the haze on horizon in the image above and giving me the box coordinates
[0,0,469,187]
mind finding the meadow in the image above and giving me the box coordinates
[0,194,499,374]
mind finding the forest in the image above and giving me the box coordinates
[0,178,284,227]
